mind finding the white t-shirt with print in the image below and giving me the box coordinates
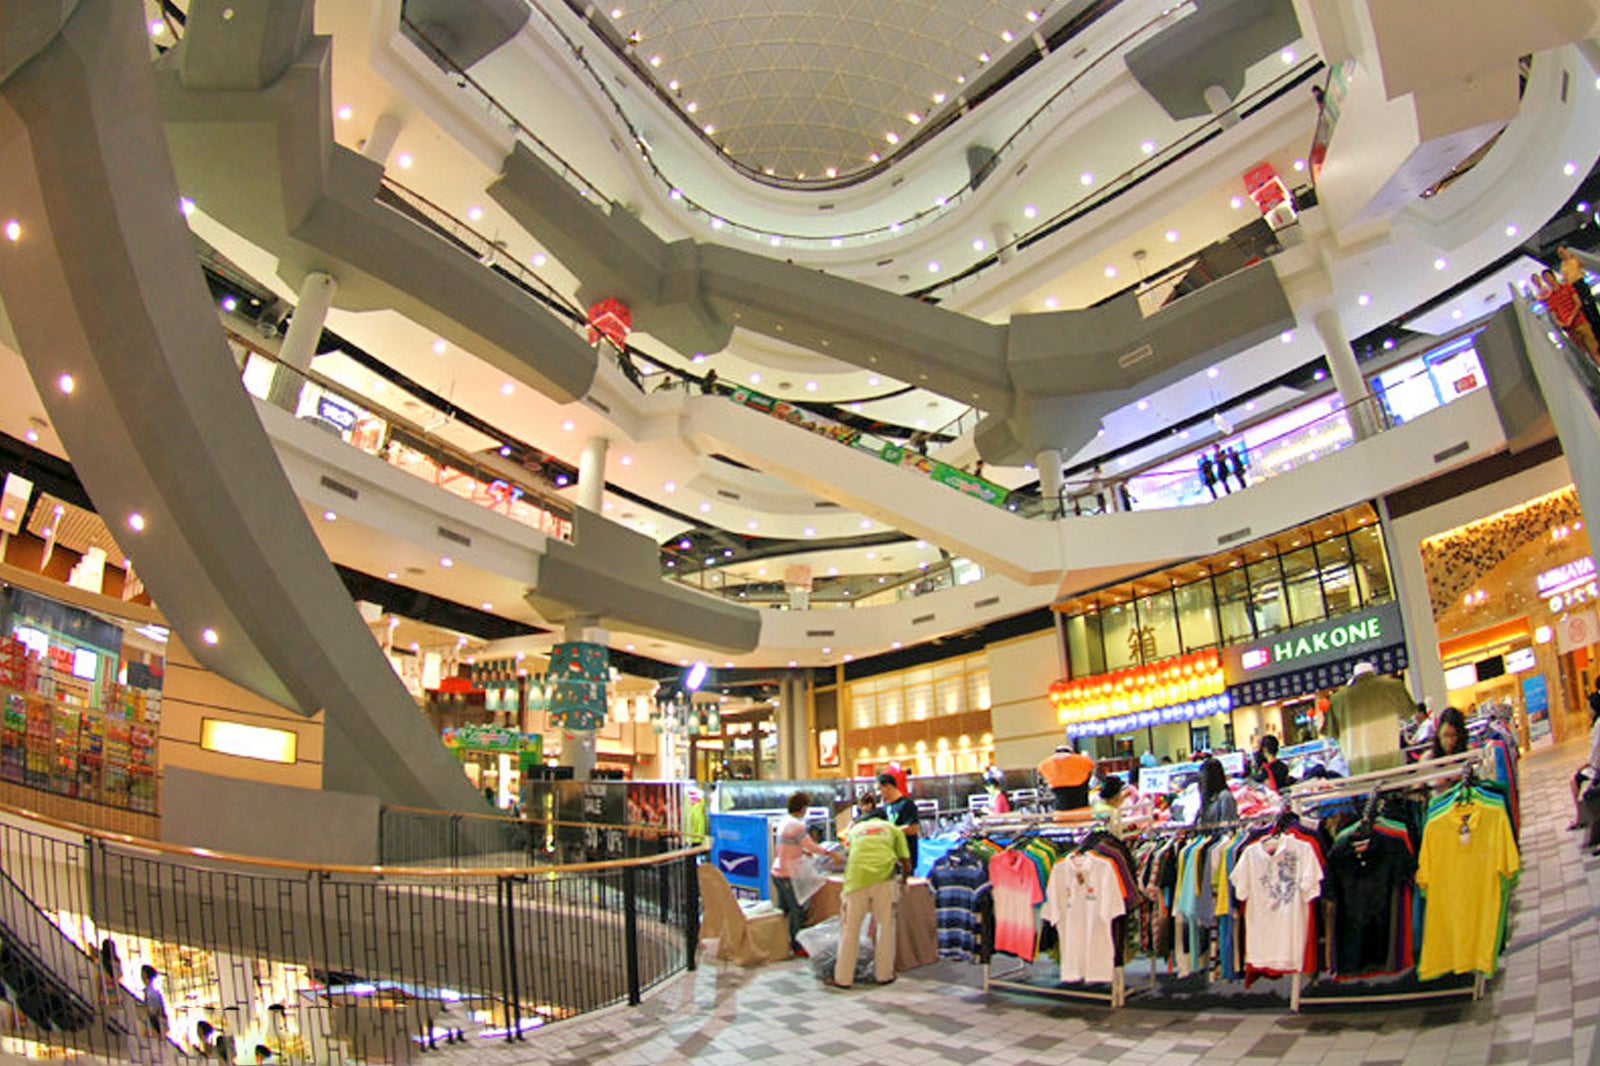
[1039,851,1126,983]
[1229,835,1321,972]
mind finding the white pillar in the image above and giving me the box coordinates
[279,272,337,373]
[1313,309,1377,440]
[363,113,404,166]
[991,222,1015,264]
[1035,448,1063,515]
[576,436,608,513]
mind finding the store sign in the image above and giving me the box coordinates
[442,724,541,755]
[316,397,359,431]
[708,812,772,901]
[1225,602,1404,683]
[1555,610,1600,654]
[1536,556,1595,595]
[1139,751,1246,795]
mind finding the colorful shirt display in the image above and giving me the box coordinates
[989,849,1045,960]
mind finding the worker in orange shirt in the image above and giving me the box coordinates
[1037,743,1095,811]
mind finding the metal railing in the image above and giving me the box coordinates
[225,327,577,542]
[0,801,703,1063]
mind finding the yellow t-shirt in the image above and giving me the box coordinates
[1415,800,1519,980]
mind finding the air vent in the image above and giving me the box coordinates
[974,596,1000,609]
[1562,69,1570,103]
[818,203,835,211]
[813,501,840,509]
[1118,344,1155,368]
[716,489,742,500]
[1071,46,1088,60]
[319,475,359,501]
[876,258,895,267]
[438,527,472,547]
[1433,441,1470,463]
[1216,527,1252,546]
[805,629,835,638]
[911,613,935,625]
[586,397,612,414]
[1015,162,1028,178]
[891,177,905,188]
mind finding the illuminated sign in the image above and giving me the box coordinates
[1537,556,1596,595]
[1050,650,1226,734]
[1223,602,1405,686]
[317,397,359,431]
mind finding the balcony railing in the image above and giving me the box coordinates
[0,801,702,1062]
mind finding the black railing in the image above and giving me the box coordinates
[0,803,703,1062]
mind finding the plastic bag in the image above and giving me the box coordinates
[794,917,875,982]
[791,852,836,906]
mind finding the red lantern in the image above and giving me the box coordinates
[587,297,632,349]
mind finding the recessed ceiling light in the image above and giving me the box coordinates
[907,112,922,125]
[805,381,818,392]
[804,527,816,537]
[467,206,483,221]
[747,520,758,531]
[23,430,37,443]
[1383,338,1396,350]
[127,513,146,532]
[482,602,493,611]
[149,19,166,35]
[561,419,575,431]
[1165,229,1179,242]
[885,131,900,145]
[57,373,75,395]
[498,445,511,456]
[1452,309,1463,320]
[336,105,353,121]
[1564,161,1579,176]
[1281,48,1296,64]
[1044,296,1059,310]
[1433,257,1448,271]
[686,101,698,113]
[933,91,947,104]
[1023,205,1037,219]
[769,235,781,247]
[432,338,447,354]
[1001,29,1014,42]
[323,510,337,522]
[611,8,623,18]
[1230,196,1243,210]
[386,571,397,580]
[440,556,453,568]
[500,382,514,396]
[699,502,712,513]
[2,220,19,243]
[1080,172,1094,186]
[749,372,762,384]
[869,153,881,164]
[201,628,220,646]
[531,252,547,267]
[1141,140,1156,154]
[1280,331,1294,344]
[1505,224,1520,238]
[978,52,990,63]
[619,455,632,466]
[973,237,987,252]
[867,376,880,386]
[397,153,413,169]
[927,261,940,273]
[1104,265,1117,278]
[557,475,571,487]
[1207,366,1220,378]
[649,54,661,67]
[1357,293,1371,306]
[1136,400,1149,411]
[1245,401,1256,411]
[849,402,862,412]
[221,296,237,312]
[663,481,676,492]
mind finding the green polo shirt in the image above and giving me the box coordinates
[841,817,908,894]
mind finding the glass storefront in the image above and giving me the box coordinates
[843,653,992,776]
[1421,486,1594,746]
[1060,505,1392,677]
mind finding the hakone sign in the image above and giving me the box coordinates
[1223,601,1405,684]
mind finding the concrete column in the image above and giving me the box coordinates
[1035,448,1063,516]
[776,672,810,779]
[561,617,607,780]
[1313,308,1378,440]
[576,436,608,513]
[362,112,403,165]
[267,271,336,414]
[991,222,1015,265]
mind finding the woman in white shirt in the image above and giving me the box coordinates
[1568,697,1600,833]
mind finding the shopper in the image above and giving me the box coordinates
[771,791,832,957]
[1229,445,1251,490]
[1199,452,1219,499]
[1098,774,1137,837]
[830,795,911,988]
[1534,269,1600,362]
[1558,246,1600,331]
[702,367,718,395]
[982,766,1011,814]
[140,965,168,1045]
[196,1021,217,1059]
[1569,686,1600,832]
[1197,757,1238,826]
[98,938,122,1006]
[1037,743,1095,811]
[876,773,921,872]
[1403,702,1435,749]
[1427,707,1469,760]
[1252,734,1291,792]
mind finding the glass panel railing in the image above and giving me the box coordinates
[226,328,575,542]
[666,556,984,611]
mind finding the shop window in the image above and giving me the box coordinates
[1174,579,1219,652]
[1314,535,1359,614]
[1213,567,1256,644]
[966,667,991,712]
[1101,602,1139,670]
[1280,546,1328,627]
[904,668,934,721]
[850,683,878,729]
[1247,559,1289,635]
[1350,525,1393,604]
[1066,612,1106,678]
[934,660,966,716]
[1190,725,1211,752]
[1134,590,1182,662]
[878,684,904,726]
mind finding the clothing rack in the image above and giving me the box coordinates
[1288,750,1485,813]
[985,958,1127,1008]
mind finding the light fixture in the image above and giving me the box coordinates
[663,481,676,492]
[500,382,514,396]
[907,112,922,125]
[1165,229,1179,242]
[1565,161,1579,176]
[619,455,633,466]
[1080,172,1094,186]
[498,445,511,456]
[202,628,220,646]
[561,419,575,431]
[1136,400,1149,412]
[747,520,758,531]
[1280,331,1294,344]
[826,167,838,178]
[1044,296,1059,310]
[1141,140,1157,154]
[1104,265,1117,278]
[973,237,987,251]
[699,502,712,513]
[221,296,237,312]
[749,372,762,384]
[532,252,547,267]
[1452,309,1463,320]
[440,556,454,568]
[1023,205,1037,219]
[1207,366,1220,378]
[432,338,448,354]
[467,206,483,221]
[336,105,352,121]
[860,519,873,530]
[1383,338,1396,351]
[805,381,818,392]
[1505,224,1520,238]
[149,18,166,35]
[2,220,19,242]
[57,373,75,395]
[804,527,816,537]
[867,376,880,386]
[397,153,413,169]
[127,513,146,532]
[978,52,990,63]
[927,261,940,273]
[686,101,698,113]
[1433,257,1448,271]
[482,602,493,611]
[1357,293,1371,306]
[769,235,781,247]
[1230,196,1243,210]
[386,571,398,580]
[885,131,900,145]
[1281,48,1296,64]
[1292,158,1306,172]
[23,429,37,443]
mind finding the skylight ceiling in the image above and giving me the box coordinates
[598,0,1053,181]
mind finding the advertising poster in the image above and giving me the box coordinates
[708,812,771,901]
[1522,673,1552,745]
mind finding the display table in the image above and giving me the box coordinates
[805,875,938,972]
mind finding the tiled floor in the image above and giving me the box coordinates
[444,741,1600,1065]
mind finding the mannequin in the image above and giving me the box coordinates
[1324,662,1413,775]
[1037,743,1095,811]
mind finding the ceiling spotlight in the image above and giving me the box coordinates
[867,376,880,387]
[1281,48,1296,64]
[440,556,453,568]
[749,372,762,384]
[1044,296,1059,310]
[1357,293,1371,306]
[698,501,712,514]
[3,220,20,242]
[1080,172,1094,186]
[336,105,352,120]
[396,153,413,169]
[561,419,575,431]
[649,54,661,67]
[179,198,196,217]
[500,382,514,396]
[432,338,448,354]
[1207,366,1220,378]
[747,520,758,531]
[498,445,511,456]
[57,373,75,395]
[1229,196,1243,210]
[127,513,146,532]
[1433,257,1448,271]
[805,381,818,392]
[532,252,547,267]
[804,527,816,537]
[1104,265,1118,278]
[149,19,166,35]
[1292,158,1306,172]
[907,112,922,125]
[978,52,990,63]
[885,131,899,146]
[1505,224,1520,238]
[1141,140,1156,154]
[973,237,987,252]
[467,206,483,221]
[619,455,632,466]
[1165,229,1179,242]
[1383,338,1396,350]
[201,628,220,646]
[927,261,940,273]
[769,235,781,247]
[1137,400,1149,411]
[1280,331,1294,344]
[826,167,838,178]
[322,510,337,522]
[663,481,676,492]
[1023,204,1037,219]
[1564,161,1579,176]
[933,92,947,104]
[23,429,38,443]
[221,296,237,312]
[482,602,493,611]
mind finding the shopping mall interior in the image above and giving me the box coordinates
[1,0,1600,1062]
